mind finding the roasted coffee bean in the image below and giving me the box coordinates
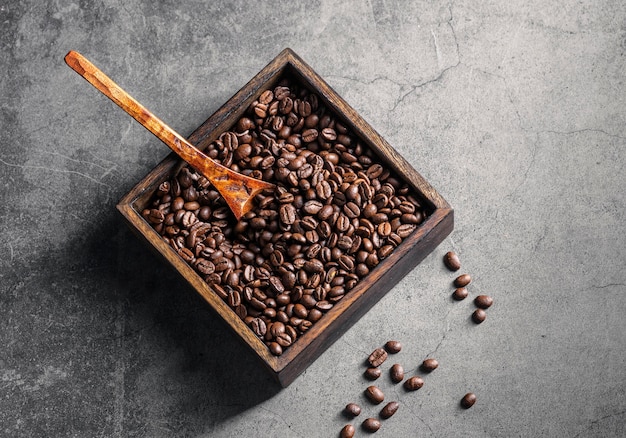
[301,128,318,143]
[249,317,266,337]
[285,324,298,342]
[365,367,382,380]
[378,244,394,259]
[338,254,355,272]
[474,295,493,309]
[377,222,392,237]
[390,364,404,383]
[195,258,215,275]
[304,259,324,273]
[368,348,388,367]
[279,204,297,224]
[396,223,416,238]
[380,401,399,419]
[384,340,402,354]
[452,287,469,300]
[269,342,282,356]
[340,424,355,438]
[472,308,487,323]
[404,376,424,391]
[269,321,286,337]
[227,290,241,308]
[362,418,381,432]
[461,392,477,409]
[364,386,385,404]
[344,403,362,417]
[307,308,323,322]
[276,332,293,347]
[421,358,439,372]
[343,201,360,218]
[454,273,472,287]
[443,251,461,271]
[316,300,333,312]
[269,276,285,294]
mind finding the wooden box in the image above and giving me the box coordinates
[117,48,453,387]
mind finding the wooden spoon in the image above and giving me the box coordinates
[64,50,275,220]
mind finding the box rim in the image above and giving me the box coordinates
[117,47,453,384]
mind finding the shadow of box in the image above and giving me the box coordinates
[117,48,453,387]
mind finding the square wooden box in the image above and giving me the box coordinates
[117,48,453,387]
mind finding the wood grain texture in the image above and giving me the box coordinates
[117,48,453,386]
[65,50,274,220]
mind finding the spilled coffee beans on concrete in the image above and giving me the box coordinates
[143,77,428,355]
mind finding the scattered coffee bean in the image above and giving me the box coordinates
[384,340,402,354]
[380,401,399,419]
[452,287,468,300]
[362,418,381,432]
[403,376,424,391]
[443,251,461,271]
[474,294,493,309]
[365,367,382,380]
[454,273,472,287]
[340,424,356,438]
[390,364,404,383]
[421,358,439,372]
[344,403,362,417]
[368,348,388,367]
[461,392,477,409]
[472,308,487,324]
[365,385,385,404]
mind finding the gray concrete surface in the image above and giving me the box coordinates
[1,0,625,436]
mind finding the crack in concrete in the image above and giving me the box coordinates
[389,3,461,113]
[541,128,626,141]
[0,157,114,188]
[572,409,626,438]
[591,283,626,289]
[327,2,462,117]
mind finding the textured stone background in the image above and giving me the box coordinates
[1,0,625,436]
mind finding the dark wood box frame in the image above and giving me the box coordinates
[117,48,453,387]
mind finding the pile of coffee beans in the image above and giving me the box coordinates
[143,76,429,355]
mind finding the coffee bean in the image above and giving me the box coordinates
[249,317,266,337]
[443,251,461,271]
[362,418,381,432]
[461,392,477,409]
[452,287,468,300]
[380,401,399,419]
[396,223,416,238]
[384,340,402,354]
[340,424,355,438]
[403,376,424,391]
[344,403,362,417]
[474,295,493,309]
[421,358,439,372]
[390,364,404,383]
[454,273,472,287]
[364,367,381,380]
[365,386,385,404]
[279,204,297,224]
[269,342,282,356]
[368,348,388,367]
[472,308,487,324]
[276,332,293,347]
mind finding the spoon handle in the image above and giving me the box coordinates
[64,50,274,219]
